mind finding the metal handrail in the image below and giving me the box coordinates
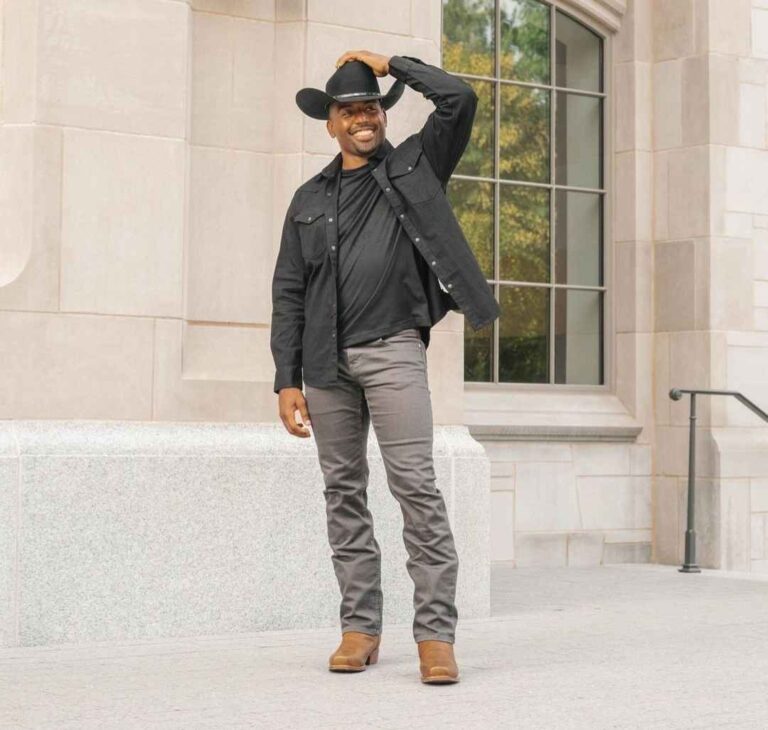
[669,388,768,573]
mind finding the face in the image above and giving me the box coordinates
[326,99,387,157]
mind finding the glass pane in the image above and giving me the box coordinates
[554,289,602,384]
[554,190,601,286]
[555,10,602,92]
[499,83,550,183]
[442,0,495,77]
[555,91,602,189]
[447,179,494,278]
[464,317,494,381]
[500,0,550,84]
[499,184,549,282]
[499,285,549,382]
[454,79,494,178]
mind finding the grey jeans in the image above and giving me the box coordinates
[304,327,459,644]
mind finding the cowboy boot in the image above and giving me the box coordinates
[328,631,381,672]
[417,639,460,684]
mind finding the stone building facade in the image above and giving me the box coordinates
[1,0,768,647]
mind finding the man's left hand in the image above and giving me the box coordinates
[335,50,390,77]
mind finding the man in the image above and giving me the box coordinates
[270,49,500,684]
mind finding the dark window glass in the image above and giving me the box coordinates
[499,285,549,382]
[500,0,550,83]
[554,190,602,286]
[499,184,549,282]
[555,10,602,92]
[442,0,495,77]
[554,288,603,384]
[464,317,494,381]
[442,1,605,386]
[499,83,550,183]
[555,91,602,188]
[448,179,495,278]
[454,79,495,178]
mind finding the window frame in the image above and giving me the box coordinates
[441,0,614,393]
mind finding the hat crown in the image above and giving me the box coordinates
[325,60,381,99]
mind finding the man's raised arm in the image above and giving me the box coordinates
[387,55,478,185]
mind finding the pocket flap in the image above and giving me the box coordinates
[292,208,326,224]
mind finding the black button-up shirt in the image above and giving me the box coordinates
[270,55,501,394]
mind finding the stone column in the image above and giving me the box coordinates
[652,0,762,570]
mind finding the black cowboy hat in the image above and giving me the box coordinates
[296,59,405,120]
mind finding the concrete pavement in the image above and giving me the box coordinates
[2,562,768,729]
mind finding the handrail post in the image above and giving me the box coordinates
[679,392,701,573]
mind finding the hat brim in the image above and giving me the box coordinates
[295,79,405,120]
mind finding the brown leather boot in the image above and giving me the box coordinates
[328,631,381,672]
[417,639,460,684]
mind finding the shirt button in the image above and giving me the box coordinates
[326,191,332,196]
[332,332,336,338]
[447,283,453,289]
[414,237,420,242]
[431,260,436,266]
[385,187,390,192]
[399,213,404,218]
[328,217,333,222]
[331,245,336,250]
[307,216,312,221]
[407,166,412,171]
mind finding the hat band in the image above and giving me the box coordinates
[334,91,382,100]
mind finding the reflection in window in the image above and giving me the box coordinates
[443,0,605,385]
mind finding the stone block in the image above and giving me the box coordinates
[188,146,273,323]
[4,421,490,647]
[572,442,631,476]
[603,542,651,563]
[566,532,605,567]
[514,533,567,567]
[576,475,652,530]
[491,491,515,561]
[0,126,61,312]
[191,12,274,150]
[0,312,153,420]
[60,130,185,317]
[515,462,581,532]
[36,0,188,137]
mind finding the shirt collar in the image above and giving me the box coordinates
[320,138,394,179]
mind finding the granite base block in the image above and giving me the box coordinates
[0,421,491,648]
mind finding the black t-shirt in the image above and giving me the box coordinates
[336,162,432,349]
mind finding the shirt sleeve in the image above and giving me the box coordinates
[387,54,478,185]
[270,201,306,394]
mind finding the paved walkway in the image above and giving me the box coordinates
[3,563,768,729]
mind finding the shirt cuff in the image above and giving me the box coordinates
[388,55,423,80]
[273,365,303,395]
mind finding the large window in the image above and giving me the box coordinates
[442,0,605,385]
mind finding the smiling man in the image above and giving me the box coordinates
[270,49,500,685]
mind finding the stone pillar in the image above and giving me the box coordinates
[651,0,765,570]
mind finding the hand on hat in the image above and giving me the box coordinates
[335,50,390,77]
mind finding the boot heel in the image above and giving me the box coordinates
[366,646,380,665]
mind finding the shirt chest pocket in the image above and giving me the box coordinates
[388,148,441,204]
[292,208,327,263]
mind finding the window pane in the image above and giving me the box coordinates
[499,184,549,282]
[442,0,495,77]
[464,317,494,381]
[554,190,602,286]
[554,289,603,384]
[447,179,494,278]
[454,79,494,178]
[500,0,550,84]
[499,285,549,382]
[555,91,601,188]
[555,10,602,92]
[499,83,550,183]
